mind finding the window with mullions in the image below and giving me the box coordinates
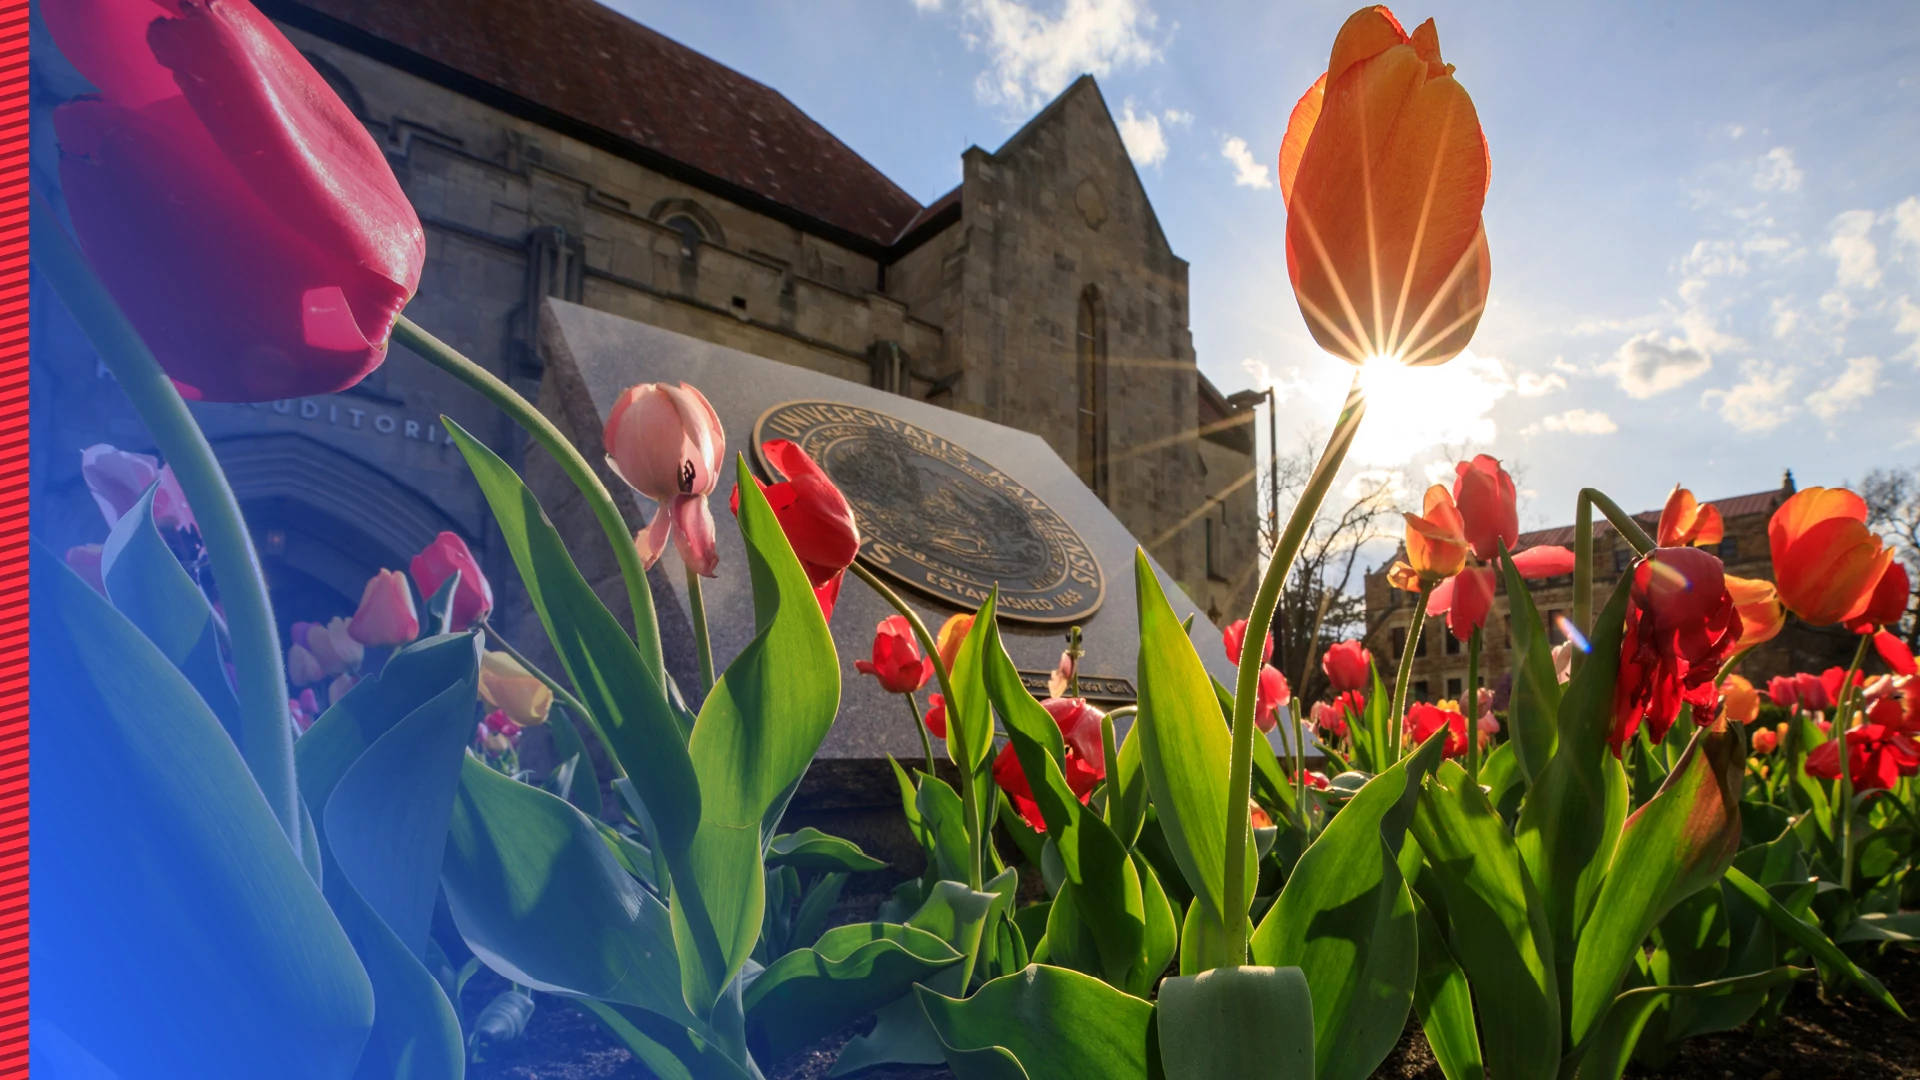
[1075,286,1110,501]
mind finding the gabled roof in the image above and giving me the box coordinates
[267,0,926,250]
[1516,488,1788,548]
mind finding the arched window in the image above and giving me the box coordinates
[1075,286,1109,501]
[662,214,706,256]
[649,198,726,257]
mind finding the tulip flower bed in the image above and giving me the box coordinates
[32,2,1919,1079]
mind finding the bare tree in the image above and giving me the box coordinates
[1860,464,1920,650]
[1254,431,1400,703]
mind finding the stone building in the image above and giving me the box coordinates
[33,0,1259,638]
[1360,473,1854,705]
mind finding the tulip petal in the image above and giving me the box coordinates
[1326,5,1409,87]
[1278,73,1326,205]
[632,505,675,570]
[669,493,720,577]
[1777,517,1892,626]
[1769,487,1868,565]
[42,0,182,108]
[1511,545,1575,579]
[1874,630,1917,678]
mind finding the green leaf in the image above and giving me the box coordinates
[1156,965,1314,1079]
[1408,884,1482,1080]
[100,485,241,745]
[33,547,374,1076]
[424,568,463,637]
[1567,967,1809,1080]
[918,772,976,885]
[1498,544,1565,785]
[672,457,843,1014]
[1722,866,1905,1015]
[441,755,694,1025]
[1410,760,1561,1078]
[1250,729,1446,1080]
[1515,576,1632,996]
[578,999,758,1080]
[1838,910,1920,944]
[548,704,605,819]
[767,827,888,874]
[1111,717,1149,848]
[831,880,1003,1075]
[981,612,1149,989]
[918,965,1154,1080]
[298,632,481,1079]
[1569,722,1745,1046]
[744,921,963,1063]
[1132,552,1247,934]
[443,419,699,855]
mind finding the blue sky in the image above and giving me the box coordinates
[605,0,1920,530]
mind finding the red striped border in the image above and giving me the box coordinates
[0,0,26,1074]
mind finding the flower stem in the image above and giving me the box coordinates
[1100,709,1122,826]
[1219,372,1366,971]
[392,316,667,677]
[1572,493,1594,679]
[33,195,300,842]
[847,559,981,890]
[905,693,937,778]
[1834,633,1871,891]
[1579,488,1657,556]
[684,565,715,697]
[1387,586,1432,761]
[1466,627,1482,785]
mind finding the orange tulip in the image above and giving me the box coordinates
[1656,486,1724,548]
[1724,575,1785,648]
[935,613,975,673]
[1768,488,1893,627]
[1280,6,1490,367]
[1720,674,1760,725]
[1390,484,1469,588]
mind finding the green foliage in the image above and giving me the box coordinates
[1156,966,1315,1079]
[918,965,1155,1080]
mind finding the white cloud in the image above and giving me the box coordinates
[1220,135,1272,189]
[1550,356,1580,374]
[1681,239,1748,279]
[1521,409,1618,437]
[1344,467,1410,503]
[911,0,943,9]
[1895,196,1920,257]
[1725,123,1746,140]
[1769,296,1800,340]
[1702,362,1797,432]
[1422,460,1458,487]
[1600,332,1713,398]
[1514,371,1566,397]
[1115,99,1167,166]
[1827,209,1881,290]
[1806,356,1880,421]
[1161,107,1192,127]
[939,0,1163,110]
[1895,295,1920,365]
[1742,234,1802,262]
[1752,146,1803,193]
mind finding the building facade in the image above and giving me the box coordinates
[1361,474,1855,705]
[32,0,1261,635]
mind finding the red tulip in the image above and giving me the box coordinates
[992,698,1108,832]
[602,381,726,576]
[1311,699,1348,738]
[289,688,322,735]
[1656,486,1725,549]
[1322,639,1373,693]
[1223,618,1274,666]
[1436,564,1495,640]
[47,0,425,401]
[1452,456,1518,562]
[734,440,861,619]
[1769,488,1894,627]
[923,693,948,739]
[411,532,492,632]
[1874,631,1916,678]
[854,615,934,694]
[65,544,106,594]
[1279,5,1490,367]
[1405,702,1468,758]
[1805,723,1920,792]
[1305,770,1332,791]
[1794,672,1832,713]
[1255,665,1293,733]
[81,444,195,533]
[1845,561,1910,634]
[1765,675,1798,709]
[348,568,420,646]
[1818,666,1866,708]
[1609,547,1742,754]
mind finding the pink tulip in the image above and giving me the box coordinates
[349,568,420,646]
[81,443,195,533]
[1255,664,1292,732]
[286,643,324,687]
[289,688,322,735]
[1223,618,1274,666]
[410,532,493,631]
[603,381,726,577]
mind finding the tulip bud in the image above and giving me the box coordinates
[410,532,493,631]
[289,688,322,735]
[1720,674,1759,725]
[1769,487,1893,627]
[81,444,195,533]
[935,613,976,672]
[602,381,726,576]
[854,616,935,694]
[1452,456,1517,562]
[349,569,420,646]
[306,615,364,676]
[287,643,324,687]
[1255,665,1291,732]
[1223,618,1275,666]
[1321,639,1372,694]
[1656,486,1724,549]
[734,439,861,618]
[479,651,552,727]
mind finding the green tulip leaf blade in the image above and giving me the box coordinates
[743,921,963,1064]
[1721,866,1905,1016]
[917,964,1155,1080]
[1156,964,1314,1079]
[1567,966,1810,1080]
[766,827,888,874]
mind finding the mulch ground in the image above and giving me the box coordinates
[470,945,1920,1079]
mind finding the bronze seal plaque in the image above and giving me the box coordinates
[754,400,1104,624]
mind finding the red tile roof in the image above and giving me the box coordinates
[272,0,927,249]
[1517,488,1787,548]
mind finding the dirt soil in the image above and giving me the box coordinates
[471,947,1920,1079]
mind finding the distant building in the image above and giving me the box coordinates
[1360,472,1853,705]
[34,0,1259,637]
